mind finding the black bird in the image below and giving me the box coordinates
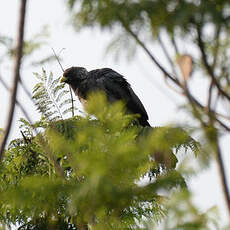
[60,67,150,127]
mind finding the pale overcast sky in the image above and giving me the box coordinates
[0,0,229,226]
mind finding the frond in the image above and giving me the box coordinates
[59,99,73,109]
[32,69,76,121]
[62,107,75,115]
[55,90,69,103]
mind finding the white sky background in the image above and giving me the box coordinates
[0,0,229,226]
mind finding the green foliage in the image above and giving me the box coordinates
[8,26,49,59]
[2,57,220,228]
[0,27,56,67]
[65,7,230,230]
[150,189,225,230]
[32,69,74,121]
[0,35,13,50]
[0,0,228,228]
[68,0,230,79]
[2,0,228,227]
[68,0,230,33]
[0,83,201,229]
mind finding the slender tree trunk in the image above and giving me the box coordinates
[0,0,28,162]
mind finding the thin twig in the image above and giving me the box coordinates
[122,22,230,131]
[51,47,75,117]
[0,0,27,162]
[171,36,179,54]
[214,111,230,122]
[212,25,222,69]
[121,19,229,131]
[20,130,31,144]
[163,76,183,95]
[120,16,230,218]
[190,102,230,217]
[51,47,65,72]
[19,77,33,100]
[121,21,180,87]
[197,25,230,101]
[213,91,221,111]
[184,88,230,132]
[216,136,230,216]
[157,34,178,79]
[0,75,33,124]
[207,79,214,112]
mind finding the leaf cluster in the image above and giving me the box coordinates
[0,67,216,229]
[0,89,199,229]
[32,69,74,121]
[68,0,230,33]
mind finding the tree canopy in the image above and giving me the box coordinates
[0,0,230,229]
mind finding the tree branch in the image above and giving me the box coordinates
[121,22,180,87]
[171,35,179,54]
[0,0,27,162]
[69,85,75,117]
[216,137,230,216]
[185,88,230,132]
[197,26,230,101]
[37,134,65,178]
[190,102,230,217]
[212,25,222,69]
[51,47,75,117]
[207,79,214,112]
[0,75,32,124]
[19,77,33,99]
[119,15,230,220]
[157,34,178,79]
[122,22,230,132]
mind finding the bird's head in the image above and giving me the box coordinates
[60,67,88,89]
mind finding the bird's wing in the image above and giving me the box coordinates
[87,68,149,125]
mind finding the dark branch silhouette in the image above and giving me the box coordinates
[216,139,230,215]
[197,25,230,101]
[0,0,27,162]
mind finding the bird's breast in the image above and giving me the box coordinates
[74,88,87,107]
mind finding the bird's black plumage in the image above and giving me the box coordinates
[62,67,150,126]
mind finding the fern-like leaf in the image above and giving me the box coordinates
[33,69,76,121]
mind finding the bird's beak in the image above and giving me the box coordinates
[60,76,67,83]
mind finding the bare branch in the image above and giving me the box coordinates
[197,26,230,101]
[157,34,178,79]
[51,47,65,72]
[19,78,33,99]
[51,47,75,117]
[120,15,230,218]
[0,0,28,162]
[121,21,180,87]
[212,25,222,69]
[0,75,32,124]
[171,36,179,54]
[207,79,214,112]
[185,88,230,132]
[190,103,230,216]
[163,76,183,95]
[122,22,230,131]
[216,136,230,216]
